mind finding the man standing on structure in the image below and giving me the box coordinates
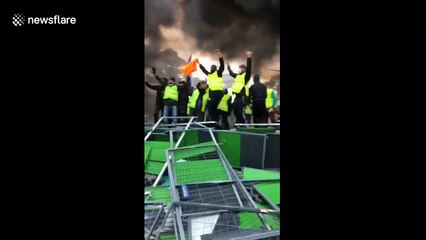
[145,67,165,123]
[198,49,224,124]
[187,80,209,121]
[161,77,179,124]
[228,51,252,124]
[249,75,268,123]
[217,89,232,130]
[151,68,179,124]
[176,76,192,123]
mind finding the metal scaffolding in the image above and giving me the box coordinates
[144,119,280,239]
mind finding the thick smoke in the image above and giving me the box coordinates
[180,0,280,73]
[144,0,178,67]
[144,0,280,121]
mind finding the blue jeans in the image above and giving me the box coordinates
[163,105,178,124]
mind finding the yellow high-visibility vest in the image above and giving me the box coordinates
[245,81,252,97]
[231,73,246,94]
[245,104,253,115]
[187,89,209,115]
[265,88,273,108]
[163,85,178,101]
[207,71,224,91]
[217,92,232,112]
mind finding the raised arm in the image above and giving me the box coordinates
[197,59,210,76]
[186,76,192,93]
[145,81,162,91]
[151,67,166,84]
[227,63,237,78]
[244,51,252,83]
[216,49,224,76]
[154,75,165,85]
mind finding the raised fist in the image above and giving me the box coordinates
[246,51,252,57]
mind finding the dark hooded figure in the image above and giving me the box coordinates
[144,67,165,123]
[176,76,192,123]
[249,74,268,123]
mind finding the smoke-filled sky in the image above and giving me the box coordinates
[144,0,280,119]
[145,0,280,80]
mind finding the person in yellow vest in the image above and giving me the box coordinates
[161,77,179,124]
[197,49,224,124]
[245,103,253,123]
[217,89,232,130]
[228,51,252,124]
[243,79,253,123]
[187,80,209,121]
[266,88,278,123]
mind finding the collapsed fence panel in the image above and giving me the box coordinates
[174,160,229,185]
[144,203,175,240]
[144,122,281,239]
[167,127,280,169]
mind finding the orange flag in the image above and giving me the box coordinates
[179,58,198,77]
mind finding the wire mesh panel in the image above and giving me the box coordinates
[170,145,230,185]
[181,209,279,240]
[173,143,220,161]
[144,203,175,240]
[177,183,241,214]
[174,160,229,185]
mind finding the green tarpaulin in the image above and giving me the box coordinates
[243,167,280,180]
[254,182,280,205]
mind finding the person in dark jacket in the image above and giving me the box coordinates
[249,75,268,123]
[198,49,225,123]
[176,76,192,123]
[145,67,165,123]
[228,51,252,124]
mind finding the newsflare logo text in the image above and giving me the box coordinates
[12,13,77,27]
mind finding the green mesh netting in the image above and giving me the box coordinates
[174,160,229,184]
[145,161,165,175]
[173,142,216,160]
[144,186,171,204]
